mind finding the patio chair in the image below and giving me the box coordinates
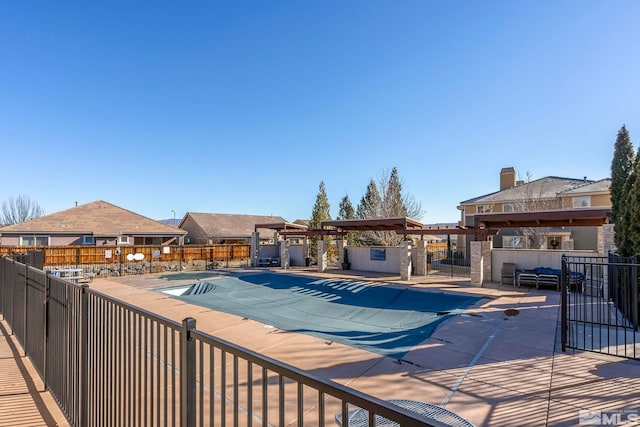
[500,263,516,286]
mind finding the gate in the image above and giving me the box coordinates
[427,247,471,279]
[561,254,639,360]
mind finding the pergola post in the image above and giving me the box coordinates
[415,240,427,276]
[251,231,260,267]
[317,240,327,272]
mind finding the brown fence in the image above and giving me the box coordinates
[0,244,251,277]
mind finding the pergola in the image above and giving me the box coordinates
[475,208,611,229]
[256,209,611,241]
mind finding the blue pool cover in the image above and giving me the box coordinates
[168,272,482,359]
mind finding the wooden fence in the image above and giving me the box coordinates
[0,244,251,276]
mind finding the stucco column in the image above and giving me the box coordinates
[400,241,412,281]
[251,232,260,267]
[280,239,290,269]
[317,240,327,272]
[471,240,492,286]
[415,240,427,276]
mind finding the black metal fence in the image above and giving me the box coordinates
[427,249,471,279]
[561,254,639,360]
[0,257,441,426]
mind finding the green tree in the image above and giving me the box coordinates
[355,180,382,245]
[356,167,425,246]
[1,195,45,226]
[337,195,355,220]
[611,125,634,224]
[625,148,640,256]
[381,167,407,218]
[309,181,332,259]
[356,179,381,220]
[337,195,355,244]
[611,126,635,254]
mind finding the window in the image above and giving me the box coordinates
[476,205,493,214]
[503,236,524,249]
[502,204,515,213]
[572,196,591,208]
[19,235,49,246]
[82,235,95,245]
[118,236,130,244]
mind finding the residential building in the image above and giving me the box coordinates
[179,212,289,244]
[0,200,186,247]
[457,167,611,252]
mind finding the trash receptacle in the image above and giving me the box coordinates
[305,257,311,267]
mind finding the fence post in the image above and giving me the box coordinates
[22,262,28,356]
[79,284,89,427]
[561,255,567,351]
[632,262,638,330]
[43,273,50,392]
[181,317,196,427]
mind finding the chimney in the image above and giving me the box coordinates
[500,167,516,190]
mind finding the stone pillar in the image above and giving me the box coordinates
[338,238,346,269]
[415,240,427,276]
[317,240,327,272]
[400,241,412,281]
[470,240,492,287]
[482,240,492,284]
[251,232,260,267]
[602,224,616,255]
[597,226,605,255]
[280,239,290,269]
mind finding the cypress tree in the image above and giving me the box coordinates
[611,125,634,224]
[625,149,640,255]
[309,181,332,259]
[337,195,356,245]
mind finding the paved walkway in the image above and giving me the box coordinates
[2,267,639,426]
[0,320,69,427]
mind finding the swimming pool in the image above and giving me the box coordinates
[163,272,482,359]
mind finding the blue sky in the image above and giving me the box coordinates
[2,1,639,224]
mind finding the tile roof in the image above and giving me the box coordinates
[0,200,186,236]
[185,212,288,238]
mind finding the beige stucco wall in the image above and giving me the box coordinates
[490,248,598,282]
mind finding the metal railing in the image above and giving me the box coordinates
[561,254,639,360]
[427,250,470,279]
[0,257,440,426]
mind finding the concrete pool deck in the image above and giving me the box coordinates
[28,267,640,426]
[89,267,640,427]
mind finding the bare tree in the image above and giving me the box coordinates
[1,195,45,226]
[510,172,561,249]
